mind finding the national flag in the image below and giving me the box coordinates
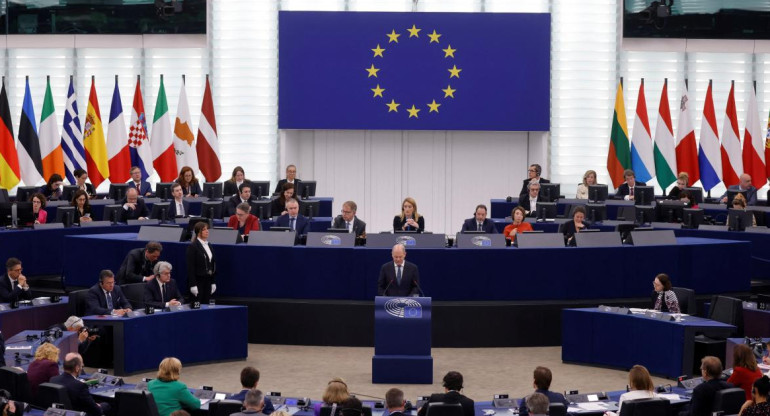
[196,75,221,182]
[675,81,699,185]
[17,77,43,186]
[654,79,677,189]
[83,77,109,188]
[150,76,177,182]
[697,80,721,191]
[607,79,631,189]
[766,106,770,182]
[0,80,20,190]
[721,81,742,188]
[61,76,85,185]
[39,77,64,181]
[173,78,198,173]
[630,79,654,184]
[128,77,153,181]
[107,76,131,183]
[743,84,767,188]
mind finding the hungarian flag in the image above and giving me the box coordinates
[150,76,177,181]
[129,77,153,181]
[697,80,721,191]
[607,79,631,189]
[39,77,64,180]
[196,75,221,182]
[743,84,767,188]
[61,76,85,185]
[653,79,677,189]
[630,79,654,184]
[721,81,743,188]
[18,77,43,186]
[0,80,20,190]
[675,81,699,185]
[107,76,131,184]
[84,77,109,188]
[173,78,198,174]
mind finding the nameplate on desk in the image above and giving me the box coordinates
[455,233,506,249]
[137,225,184,242]
[33,223,64,230]
[129,219,160,226]
[366,233,446,248]
[644,310,676,321]
[744,301,758,310]
[168,304,191,312]
[126,310,146,318]
[79,220,113,228]
[598,305,630,315]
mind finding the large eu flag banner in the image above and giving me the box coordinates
[278,11,550,131]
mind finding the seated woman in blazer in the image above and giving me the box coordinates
[228,202,261,238]
[393,197,424,232]
[562,206,587,246]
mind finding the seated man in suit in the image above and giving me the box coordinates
[50,353,109,416]
[518,181,541,217]
[143,261,183,309]
[275,199,310,243]
[615,169,646,201]
[85,270,132,316]
[377,244,420,297]
[681,356,733,416]
[231,389,265,416]
[273,164,301,195]
[116,241,163,284]
[461,204,497,233]
[518,366,570,416]
[120,188,149,221]
[385,388,407,416]
[167,183,190,219]
[228,366,275,413]
[519,164,550,198]
[524,393,549,416]
[0,258,32,303]
[227,183,256,217]
[720,173,758,206]
[417,371,474,416]
[331,200,366,237]
[127,166,153,197]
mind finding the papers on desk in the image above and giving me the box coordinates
[573,402,615,411]
[6,346,32,351]
[658,393,681,401]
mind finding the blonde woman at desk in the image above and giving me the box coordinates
[576,170,597,199]
[604,365,657,416]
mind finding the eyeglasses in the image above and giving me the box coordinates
[528,169,536,173]
[10,267,21,273]
[341,210,353,214]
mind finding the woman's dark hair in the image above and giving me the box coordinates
[46,173,63,188]
[279,183,295,204]
[655,273,672,291]
[754,375,770,397]
[572,206,586,218]
[192,221,209,242]
[442,371,463,391]
[70,190,91,210]
[29,193,46,208]
[176,166,198,186]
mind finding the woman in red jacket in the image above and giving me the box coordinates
[228,202,260,239]
[729,344,764,400]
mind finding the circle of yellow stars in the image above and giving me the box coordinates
[365,24,460,119]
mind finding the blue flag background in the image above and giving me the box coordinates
[278,11,550,131]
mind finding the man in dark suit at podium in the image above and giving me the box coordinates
[460,204,497,233]
[143,261,183,309]
[378,244,420,297]
[417,371,474,416]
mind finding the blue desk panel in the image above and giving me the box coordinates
[675,228,770,279]
[0,298,70,338]
[4,330,78,369]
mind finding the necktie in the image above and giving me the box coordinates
[106,292,113,309]
[346,221,351,232]
[290,217,296,230]
[177,203,184,217]
[477,222,482,231]
[396,265,402,286]
[630,186,635,196]
[161,283,167,303]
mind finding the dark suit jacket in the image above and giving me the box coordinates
[331,215,366,237]
[167,199,191,219]
[227,195,256,216]
[519,178,550,198]
[561,220,587,242]
[615,181,647,199]
[117,248,158,285]
[722,184,758,206]
[227,390,275,414]
[378,261,420,297]
[274,179,301,195]
[127,180,153,197]
[271,197,299,217]
[461,218,497,233]
[393,215,425,232]
[687,379,732,416]
[186,239,216,289]
[518,194,539,217]
[50,372,104,416]
[417,391,474,416]
[85,283,131,315]
[73,205,92,224]
[0,274,32,303]
[119,198,149,221]
[275,214,310,236]
[176,180,202,197]
[78,183,96,198]
[143,278,184,309]
[224,180,254,198]
[518,389,569,416]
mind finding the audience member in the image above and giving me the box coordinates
[417,371,474,416]
[604,365,657,416]
[668,172,689,199]
[144,261,183,309]
[73,168,96,198]
[721,173,758,206]
[127,166,153,197]
[148,357,201,416]
[224,166,252,197]
[0,390,18,416]
[393,197,424,232]
[575,170,597,199]
[229,203,261,238]
[275,199,310,242]
[385,388,407,416]
[525,393,549,416]
[313,377,350,416]
[729,345,764,400]
[651,273,680,313]
[70,190,92,224]
[121,188,149,220]
[168,183,190,219]
[186,221,217,303]
[231,389,266,416]
[50,353,109,416]
[519,164,550,198]
[562,206,587,246]
[228,366,274,414]
[61,316,97,355]
[274,164,301,195]
[681,356,733,416]
[40,174,63,201]
[728,194,757,227]
[739,375,770,416]
[519,181,540,217]
[271,183,298,217]
[169,411,191,416]
[228,183,256,216]
[175,166,201,197]
[615,169,646,200]
[679,189,698,208]
[331,201,366,237]
[29,193,47,224]
[116,241,163,284]
[26,342,60,397]
[0,258,32,303]
[85,270,132,316]
[378,244,420,297]
[503,206,533,241]
[518,366,569,416]
[461,204,497,233]
[340,397,364,416]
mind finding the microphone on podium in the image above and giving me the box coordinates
[413,280,425,297]
[382,278,395,296]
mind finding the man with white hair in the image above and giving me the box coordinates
[143,261,183,309]
[231,389,266,416]
[377,244,421,297]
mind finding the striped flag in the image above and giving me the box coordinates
[129,77,153,181]
[721,81,742,187]
[18,77,43,186]
[83,77,109,188]
[766,105,770,183]
[743,84,767,188]
[654,79,677,189]
[107,76,131,184]
[196,75,221,182]
[173,78,198,173]
[630,79,654,184]
[39,77,64,181]
[675,81,699,185]
[61,76,85,185]
[150,76,177,181]
[607,79,631,189]
[697,80,721,191]
[0,80,20,190]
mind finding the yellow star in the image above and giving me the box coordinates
[442,44,456,58]
[371,84,385,98]
[371,44,385,58]
[386,30,401,43]
[386,100,400,112]
[448,65,462,78]
[366,64,380,78]
[442,85,456,98]
[427,100,441,113]
[407,105,420,118]
[428,30,442,43]
[407,25,421,38]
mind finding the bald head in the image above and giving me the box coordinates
[62,353,83,374]
[391,244,406,266]
[740,174,752,190]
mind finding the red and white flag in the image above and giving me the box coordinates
[720,81,742,187]
[743,85,767,188]
[196,75,221,182]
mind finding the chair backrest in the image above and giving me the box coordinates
[425,402,464,416]
[0,366,30,404]
[67,289,89,317]
[208,399,244,416]
[708,295,744,336]
[712,387,746,415]
[115,389,160,416]
[38,382,73,409]
[671,287,696,315]
[619,398,669,416]
[120,283,145,309]
[548,402,567,416]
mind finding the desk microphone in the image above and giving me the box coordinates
[382,279,394,296]
[413,280,425,297]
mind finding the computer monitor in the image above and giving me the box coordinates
[15,202,34,226]
[155,182,174,201]
[0,202,11,227]
[585,203,607,222]
[200,201,223,219]
[269,226,291,232]
[634,186,654,206]
[615,223,636,243]
[683,187,703,204]
[635,205,655,225]
[55,206,75,227]
[656,200,686,223]
[202,182,223,200]
[296,180,317,200]
[249,200,272,220]
[150,202,171,221]
[728,208,752,231]
[299,200,320,219]
[682,208,704,229]
[15,186,38,203]
[726,189,748,207]
[61,185,79,203]
[108,183,129,201]
[250,181,271,199]
[535,202,557,221]
[0,189,8,203]
[539,183,560,203]
[102,204,123,224]
[588,184,608,202]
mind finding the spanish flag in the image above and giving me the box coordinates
[84,77,109,188]
[607,79,631,189]
[0,80,19,190]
